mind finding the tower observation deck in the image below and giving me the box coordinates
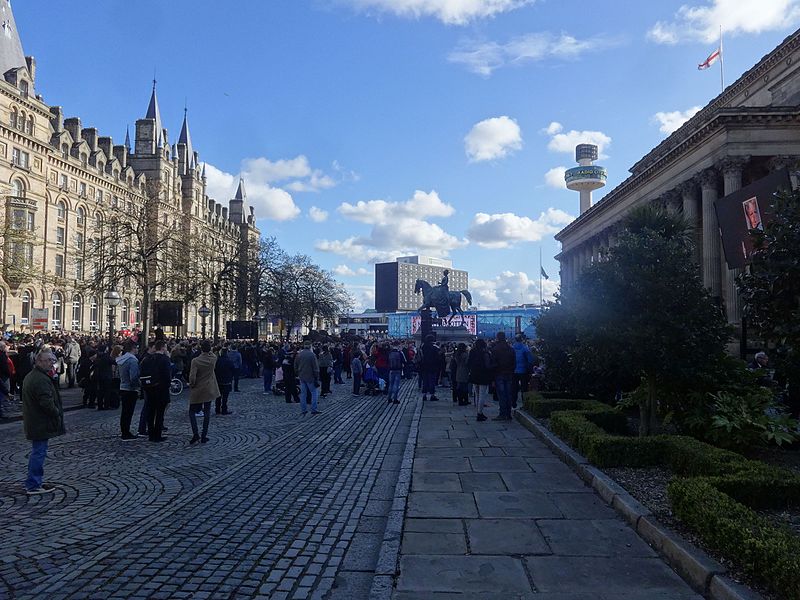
[565,144,607,215]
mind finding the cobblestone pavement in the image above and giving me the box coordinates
[392,399,702,600]
[0,376,416,599]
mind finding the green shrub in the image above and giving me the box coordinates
[668,478,800,599]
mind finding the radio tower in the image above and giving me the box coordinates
[565,144,607,215]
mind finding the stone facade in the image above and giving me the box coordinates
[0,0,259,335]
[556,28,800,326]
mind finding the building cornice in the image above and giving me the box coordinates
[555,107,800,241]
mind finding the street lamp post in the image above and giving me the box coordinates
[199,304,211,340]
[104,289,121,347]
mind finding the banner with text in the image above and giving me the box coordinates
[411,314,476,335]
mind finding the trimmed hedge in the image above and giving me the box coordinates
[669,478,800,599]
[526,398,800,599]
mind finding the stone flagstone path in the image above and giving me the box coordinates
[393,398,702,599]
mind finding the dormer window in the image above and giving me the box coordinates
[98,161,104,173]
[61,144,69,159]
[80,153,87,167]
[19,80,28,98]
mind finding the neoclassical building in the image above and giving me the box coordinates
[0,0,259,335]
[556,28,800,329]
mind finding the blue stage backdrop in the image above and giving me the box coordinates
[387,307,540,340]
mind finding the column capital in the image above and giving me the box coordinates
[677,178,698,197]
[699,168,719,190]
[718,155,750,177]
[768,154,799,173]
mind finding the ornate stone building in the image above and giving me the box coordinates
[0,0,259,335]
[556,28,800,328]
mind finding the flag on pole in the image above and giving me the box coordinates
[698,47,721,70]
[540,267,549,280]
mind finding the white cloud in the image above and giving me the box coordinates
[647,0,800,44]
[543,123,611,159]
[544,166,567,189]
[318,189,465,263]
[342,0,532,25]
[652,106,702,134]
[204,163,301,221]
[449,32,616,76]
[464,116,523,162]
[346,284,376,312]
[471,271,559,308]
[333,264,370,277]
[467,209,574,248]
[309,206,329,222]
[338,190,454,224]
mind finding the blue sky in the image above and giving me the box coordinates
[15,0,800,309]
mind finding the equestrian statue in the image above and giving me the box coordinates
[414,269,473,326]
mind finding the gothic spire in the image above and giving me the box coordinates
[178,107,196,169]
[0,0,26,78]
[145,80,165,148]
[234,178,246,200]
[124,126,131,151]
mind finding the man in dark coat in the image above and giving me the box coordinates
[419,335,441,402]
[21,349,65,495]
[491,332,517,421]
[140,340,172,442]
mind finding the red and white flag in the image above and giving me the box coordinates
[698,48,721,70]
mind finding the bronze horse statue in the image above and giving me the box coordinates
[414,279,473,326]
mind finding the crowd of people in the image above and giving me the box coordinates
[4,329,542,495]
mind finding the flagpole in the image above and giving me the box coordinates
[539,246,543,307]
[719,25,725,92]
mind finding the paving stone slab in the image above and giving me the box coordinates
[474,492,562,519]
[407,493,478,519]
[467,519,550,555]
[397,555,532,593]
[501,471,591,493]
[411,472,462,493]
[468,457,533,472]
[525,556,701,597]
[415,447,485,458]
[401,532,467,555]
[413,458,472,473]
[404,519,464,534]
[458,472,507,492]
[537,519,657,557]
[548,492,617,520]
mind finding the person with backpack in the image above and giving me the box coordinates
[387,344,406,405]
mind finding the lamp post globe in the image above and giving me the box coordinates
[199,305,211,339]
[104,289,121,345]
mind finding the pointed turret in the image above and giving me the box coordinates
[0,0,26,78]
[124,126,131,151]
[201,162,207,180]
[177,108,196,170]
[145,81,165,148]
[235,178,246,200]
[229,177,246,223]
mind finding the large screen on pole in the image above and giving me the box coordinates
[152,301,183,326]
[715,168,791,269]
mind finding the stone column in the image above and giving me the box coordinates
[721,157,747,323]
[699,168,722,298]
[678,179,701,267]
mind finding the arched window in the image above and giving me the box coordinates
[76,206,86,227]
[98,161,105,173]
[9,107,17,128]
[18,110,25,130]
[80,153,88,167]
[71,295,82,331]
[89,296,99,331]
[95,212,103,230]
[26,116,33,135]
[56,201,66,221]
[11,178,25,198]
[61,143,69,158]
[51,292,63,329]
[134,300,141,327]
[21,290,31,324]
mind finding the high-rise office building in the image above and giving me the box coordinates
[374,256,468,312]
